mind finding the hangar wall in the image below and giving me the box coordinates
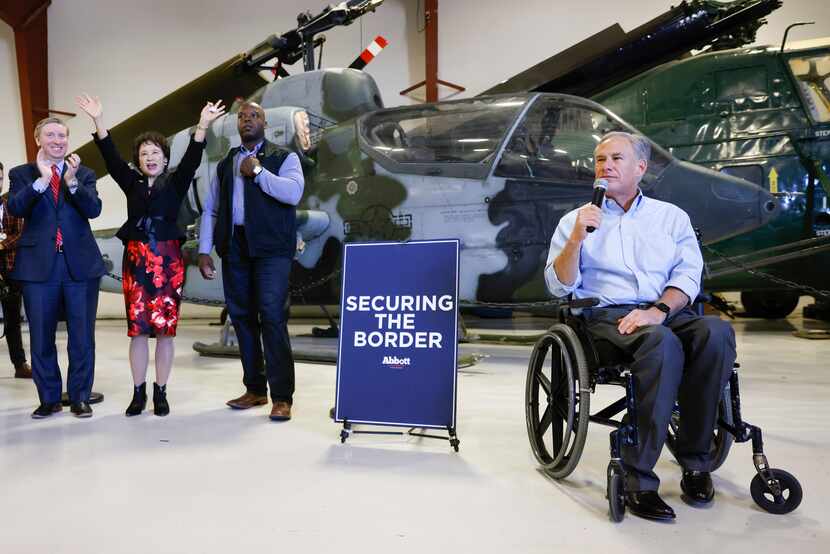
[0,22,25,174]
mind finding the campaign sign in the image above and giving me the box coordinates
[335,239,459,429]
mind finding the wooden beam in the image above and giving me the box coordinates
[424,0,438,103]
[14,12,49,160]
[399,0,464,103]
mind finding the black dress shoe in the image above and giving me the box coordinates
[153,383,169,417]
[70,402,93,418]
[126,383,147,416]
[625,491,676,521]
[31,403,62,419]
[681,470,714,504]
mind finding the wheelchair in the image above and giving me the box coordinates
[524,298,803,522]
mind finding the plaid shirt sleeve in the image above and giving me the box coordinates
[0,195,24,275]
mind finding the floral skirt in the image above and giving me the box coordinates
[122,239,184,337]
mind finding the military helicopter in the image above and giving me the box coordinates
[485,0,830,319]
[76,0,782,337]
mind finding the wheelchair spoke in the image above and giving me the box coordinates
[537,405,553,437]
[551,412,564,453]
[536,371,552,396]
[552,401,569,422]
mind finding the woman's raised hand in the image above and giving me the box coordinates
[198,100,226,129]
[77,93,103,120]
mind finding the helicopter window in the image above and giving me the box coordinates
[720,165,764,188]
[495,98,672,185]
[494,101,614,183]
[360,97,526,165]
[715,67,769,112]
[788,54,830,123]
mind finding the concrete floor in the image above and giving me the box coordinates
[0,311,827,553]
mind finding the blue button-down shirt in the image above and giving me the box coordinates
[544,192,702,307]
[199,143,304,255]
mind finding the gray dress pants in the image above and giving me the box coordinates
[583,306,736,491]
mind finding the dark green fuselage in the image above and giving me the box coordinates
[594,42,830,293]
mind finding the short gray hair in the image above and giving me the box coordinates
[597,131,650,162]
[33,116,69,140]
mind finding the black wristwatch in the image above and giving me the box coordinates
[653,302,671,318]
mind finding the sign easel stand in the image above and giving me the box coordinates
[340,421,460,452]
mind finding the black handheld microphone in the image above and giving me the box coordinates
[586,178,608,233]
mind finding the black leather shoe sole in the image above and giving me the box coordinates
[70,404,93,418]
[681,481,715,505]
[626,505,676,521]
[31,404,62,419]
[624,492,676,521]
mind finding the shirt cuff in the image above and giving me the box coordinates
[32,178,48,193]
[67,179,79,194]
[665,274,700,305]
[254,167,270,185]
[544,264,579,298]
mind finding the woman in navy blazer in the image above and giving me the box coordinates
[78,94,225,417]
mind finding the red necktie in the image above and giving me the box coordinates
[50,165,63,249]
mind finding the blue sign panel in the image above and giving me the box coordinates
[335,239,459,429]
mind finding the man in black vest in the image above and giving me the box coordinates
[198,102,304,421]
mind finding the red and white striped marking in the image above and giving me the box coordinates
[349,36,389,70]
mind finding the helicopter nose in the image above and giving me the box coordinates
[642,160,779,244]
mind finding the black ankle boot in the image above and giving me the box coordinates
[126,383,147,416]
[153,382,169,416]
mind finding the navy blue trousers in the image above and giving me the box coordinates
[222,228,295,403]
[21,253,100,404]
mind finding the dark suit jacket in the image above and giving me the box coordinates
[93,133,205,244]
[7,162,106,282]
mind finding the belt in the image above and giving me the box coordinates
[604,302,654,310]
[581,302,653,320]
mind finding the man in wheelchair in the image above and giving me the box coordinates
[543,131,735,521]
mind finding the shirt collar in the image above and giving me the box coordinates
[603,188,645,214]
[49,160,66,174]
[239,141,264,157]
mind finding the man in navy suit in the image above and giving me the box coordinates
[8,117,106,418]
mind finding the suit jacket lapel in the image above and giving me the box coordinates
[28,163,57,208]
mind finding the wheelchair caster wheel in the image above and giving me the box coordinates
[750,468,802,514]
[607,467,625,522]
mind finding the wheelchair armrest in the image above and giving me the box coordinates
[557,297,600,323]
[569,297,600,309]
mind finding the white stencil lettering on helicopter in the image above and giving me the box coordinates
[346,295,454,349]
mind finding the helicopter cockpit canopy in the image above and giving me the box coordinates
[494,95,672,187]
[359,96,528,179]
[359,93,673,185]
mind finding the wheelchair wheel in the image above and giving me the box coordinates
[607,463,626,522]
[750,469,802,514]
[525,323,590,479]
[665,381,734,472]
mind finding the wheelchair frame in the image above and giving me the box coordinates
[524,299,802,521]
